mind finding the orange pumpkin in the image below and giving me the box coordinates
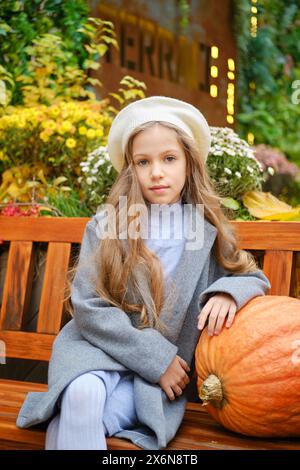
[195,295,300,437]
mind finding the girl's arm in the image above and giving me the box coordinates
[198,253,271,313]
[71,219,178,384]
[197,251,271,335]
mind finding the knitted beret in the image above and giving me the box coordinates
[107,95,211,172]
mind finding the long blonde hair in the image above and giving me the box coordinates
[66,121,258,328]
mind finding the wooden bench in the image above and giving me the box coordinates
[0,216,300,450]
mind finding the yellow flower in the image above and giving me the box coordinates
[61,121,72,133]
[42,120,56,131]
[0,151,9,162]
[61,111,69,119]
[39,131,50,142]
[95,128,104,138]
[65,102,76,111]
[86,128,96,139]
[86,117,97,127]
[72,111,82,122]
[79,126,87,135]
[66,138,76,149]
[18,120,26,129]
[49,106,60,118]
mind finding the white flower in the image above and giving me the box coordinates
[235,171,242,178]
[267,166,275,175]
[246,150,256,159]
[86,177,93,185]
[257,161,264,171]
[224,167,232,175]
[246,165,254,174]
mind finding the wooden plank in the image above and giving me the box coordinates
[0,242,34,330]
[0,331,54,360]
[108,403,300,450]
[263,250,293,296]
[0,379,47,393]
[232,221,300,250]
[0,217,90,243]
[0,417,45,449]
[0,380,299,451]
[0,440,43,450]
[1,218,300,248]
[37,243,71,334]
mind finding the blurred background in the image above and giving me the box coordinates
[0,0,299,220]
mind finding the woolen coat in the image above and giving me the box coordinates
[16,205,271,449]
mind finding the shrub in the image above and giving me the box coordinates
[207,126,268,199]
[0,100,112,182]
[78,146,117,213]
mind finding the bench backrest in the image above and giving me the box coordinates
[0,217,300,364]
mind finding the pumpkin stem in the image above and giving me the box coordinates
[199,374,223,408]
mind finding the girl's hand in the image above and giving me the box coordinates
[197,293,237,336]
[159,355,190,401]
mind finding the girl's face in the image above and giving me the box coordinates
[132,124,187,205]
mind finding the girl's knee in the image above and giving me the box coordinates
[62,373,106,412]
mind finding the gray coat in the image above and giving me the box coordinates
[16,205,271,449]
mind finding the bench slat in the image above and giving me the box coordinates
[263,250,293,295]
[1,217,300,249]
[0,331,54,361]
[0,242,34,330]
[0,216,89,243]
[1,380,300,450]
[232,221,300,250]
[37,242,71,334]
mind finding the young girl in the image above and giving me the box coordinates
[17,96,271,450]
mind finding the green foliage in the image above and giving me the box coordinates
[109,75,147,111]
[221,199,257,221]
[178,0,191,34]
[46,189,91,217]
[0,0,95,105]
[234,0,300,166]
[0,2,149,217]
[0,65,14,107]
[1,14,117,106]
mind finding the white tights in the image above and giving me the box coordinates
[45,373,107,450]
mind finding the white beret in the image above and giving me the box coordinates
[107,95,211,172]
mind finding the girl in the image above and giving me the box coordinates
[17,96,271,450]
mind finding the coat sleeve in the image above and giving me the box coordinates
[198,250,271,311]
[71,217,178,384]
